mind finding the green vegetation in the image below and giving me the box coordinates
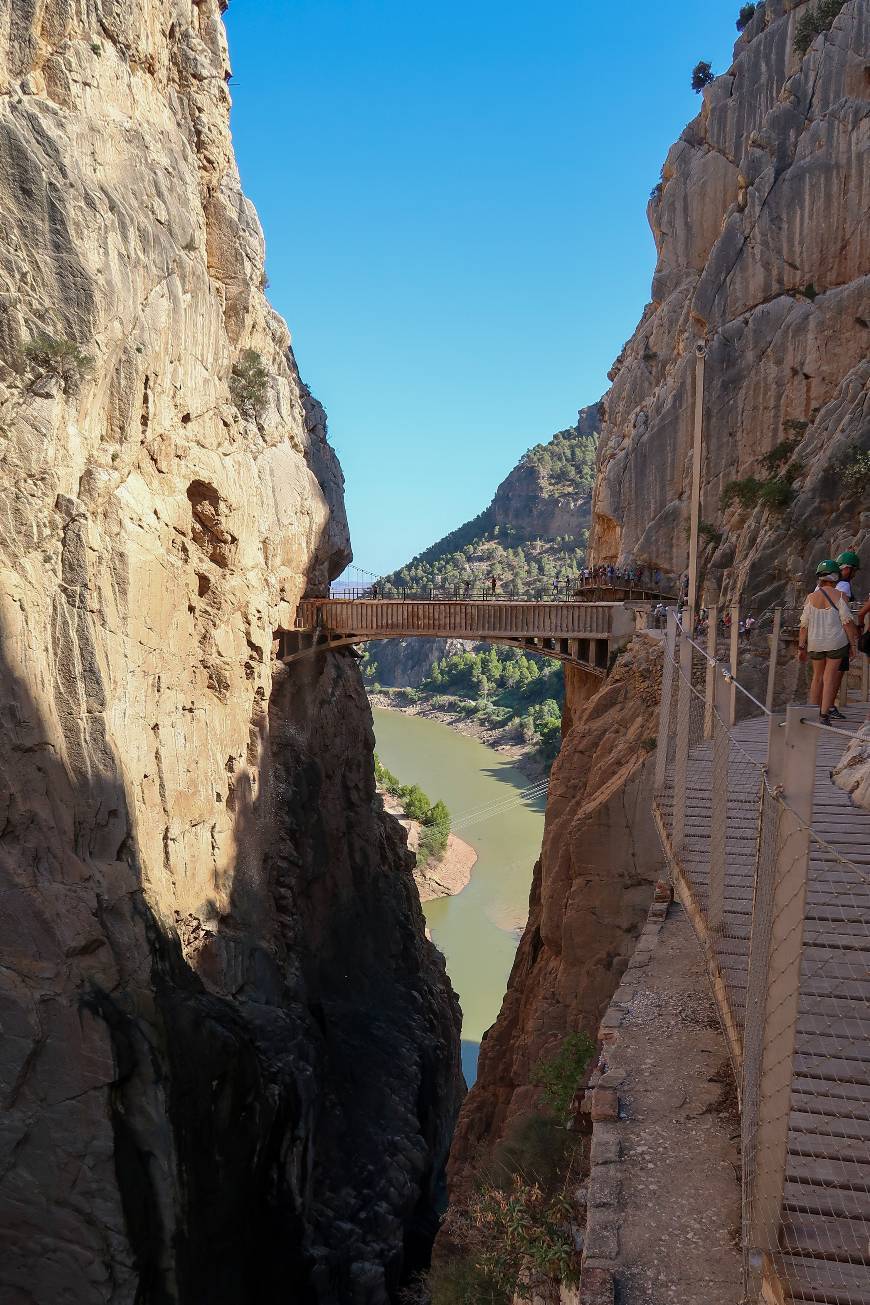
[524,428,596,495]
[529,1032,596,1119]
[691,60,715,91]
[373,754,451,862]
[23,332,93,392]
[229,348,269,418]
[423,1034,593,1303]
[794,0,846,54]
[425,646,563,764]
[721,430,805,515]
[736,3,757,30]
[834,443,870,496]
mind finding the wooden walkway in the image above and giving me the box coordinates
[658,703,870,1303]
[278,597,640,674]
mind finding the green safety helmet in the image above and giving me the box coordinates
[815,559,840,577]
[836,549,860,571]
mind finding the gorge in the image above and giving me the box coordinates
[1,0,868,1303]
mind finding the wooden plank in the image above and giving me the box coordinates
[780,1254,870,1304]
[782,1212,870,1263]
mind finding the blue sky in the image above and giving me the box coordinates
[224,0,739,576]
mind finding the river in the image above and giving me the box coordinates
[372,707,546,1085]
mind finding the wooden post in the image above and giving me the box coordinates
[729,601,740,726]
[765,608,782,713]
[708,667,730,931]
[686,342,706,635]
[672,620,693,854]
[743,704,818,1275]
[654,609,678,794]
[704,603,718,738]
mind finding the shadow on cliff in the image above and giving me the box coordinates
[0,625,463,1304]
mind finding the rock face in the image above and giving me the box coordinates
[593,0,868,609]
[487,402,600,542]
[449,642,663,1183]
[0,5,462,1301]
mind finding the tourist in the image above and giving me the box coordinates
[489,573,497,596]
[836,549,860,602]
[828,550,861,717]
[797,560,859,726]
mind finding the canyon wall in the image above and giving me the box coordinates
[449,641,662,1181]
[0,4,462,1301]
[593,0,868,607]
[452,0,868,1179]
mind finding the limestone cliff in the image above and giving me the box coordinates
[0,5,462,1301]
[593,0,868,606]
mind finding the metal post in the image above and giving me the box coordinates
[654,609,678,794]
[673,619,693,854]
[743,704,817,1281]
[704,603,718,738]
[686,342,706,636]
[708,667,730,931]
[729,601,740,726]
[765,608,782,713]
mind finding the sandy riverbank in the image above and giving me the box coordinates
[369,691,548,784]
[382,791,478,903]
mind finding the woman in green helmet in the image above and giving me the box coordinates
[836,549,860,602]
[797,560,859,726]
[831,549,861,716]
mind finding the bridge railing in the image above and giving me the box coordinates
[328,582,671,603]
[653,610,870,1304]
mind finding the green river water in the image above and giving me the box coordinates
[372,707,546,1085]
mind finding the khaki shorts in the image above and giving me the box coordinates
[809,645,850,662]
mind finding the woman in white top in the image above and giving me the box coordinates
[797,559,859,725]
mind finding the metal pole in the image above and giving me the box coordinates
[705,603,718,739]
[686,342,706,635]
[673,618,692,854]
[765,608,782,713]
[708,667,730,931]
[654,609,678,794]
[729,601,740,726]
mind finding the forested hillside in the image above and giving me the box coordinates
[378,406,599,596]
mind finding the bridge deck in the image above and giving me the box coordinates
[299,597,625,638]
[659,703,870,1303]
[280,597,640,674]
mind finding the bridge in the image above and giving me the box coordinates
[275,596,641,676]
[654,610,870,1305]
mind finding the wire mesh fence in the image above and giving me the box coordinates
[651,610,870,1304]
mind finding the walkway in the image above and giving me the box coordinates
[278,596,641,674]
[657,701,870,1304]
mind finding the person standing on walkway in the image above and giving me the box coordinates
[829,550,861,716]
[489,573,497,597]
[797,560,859,726]
[836,549,860,602]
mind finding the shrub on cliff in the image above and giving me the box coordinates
[530,1031,596,1119]
[736,3,756,30]
[794,0,846,54]
[691,60,715,91]
[229,348,269,418]
[23,332,93,393]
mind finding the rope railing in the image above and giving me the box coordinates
[652,608,870,1304]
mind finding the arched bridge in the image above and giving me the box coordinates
[275,597,642,677]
